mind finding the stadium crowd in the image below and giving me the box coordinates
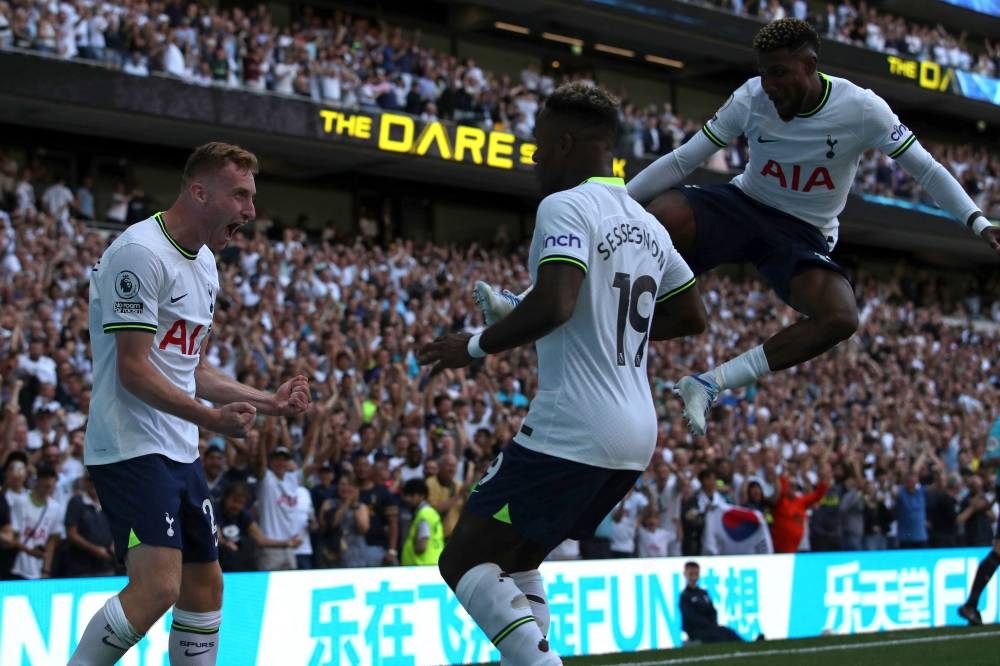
[2,0,998,89]
[700,0,1000,78]
[2,1,999,217]
[0,146,999,577]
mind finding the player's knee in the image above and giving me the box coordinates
[821,307,858,343]
[147,577,182,615]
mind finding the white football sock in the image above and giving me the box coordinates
[169,608,221,665]
[501,569,552,666]
[511,570,550,636]
[455,563,561,665]
[68,595,143,666]
[706,344,771,390]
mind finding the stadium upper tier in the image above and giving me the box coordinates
[0,2,997,256]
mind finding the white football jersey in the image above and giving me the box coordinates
[513,177,695,471]
[702,73,916,247]
[86,214,219,465]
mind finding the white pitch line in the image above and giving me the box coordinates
[622,629,1000,665]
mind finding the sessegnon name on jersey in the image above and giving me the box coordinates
[597,222,667,270]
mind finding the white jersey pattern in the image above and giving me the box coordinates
[512,177,695,471]
[701,73,916,247]
[85,213,219,465]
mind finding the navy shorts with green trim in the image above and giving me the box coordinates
[677,183,849,306]
[88,454,218,564]
[464,441,641,551]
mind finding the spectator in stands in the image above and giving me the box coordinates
[610,486,649,558]
[217,481,299,572]
[400,477,444,566]
[637,510,669,558]
[104,181,128,224]
[839,469,866,551]
[317,475,369,568]
[862,471,895,550]
[958,475,996,547]
[353,454,398,566]
[896,471,929,549]
[60,472,115,577]
[927,473,962,548]
[73,176,95,221]
[810,463,846,552]
[254,444,301,570]
[426,452,463,541]
[292,485,316,570]
[653,459,686,557]
[772,471,830,553]
[202,444,229,506]
[9,465,63,579]
[682,468,720,556]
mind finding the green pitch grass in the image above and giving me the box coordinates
[476,626,1000,666]
[562,626,1000,666]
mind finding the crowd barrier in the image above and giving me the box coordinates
[0,547,995,665]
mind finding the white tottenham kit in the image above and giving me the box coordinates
[86,213,219,465]
[627,73,983,248]
[513,177,695,471]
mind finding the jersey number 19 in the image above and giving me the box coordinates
[613,272,656,367]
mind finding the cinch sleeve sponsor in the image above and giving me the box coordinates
[655,243,696,303]
[702,80,753,148]
[100,242,162,333]
[862,90,916,159]
[534,192,591,274]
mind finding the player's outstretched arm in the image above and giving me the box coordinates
[649,280,706,341]
[116,330,256,437]
[420,262,585,375]
[626,128,721,205]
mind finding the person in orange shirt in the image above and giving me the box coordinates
[770,469,830,554]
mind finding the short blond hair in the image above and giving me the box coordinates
[182,142,259,185]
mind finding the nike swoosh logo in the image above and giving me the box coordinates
[185,648,212,657]
[170,293,188,303]
[102,636,127,651]
[757,136,780,143]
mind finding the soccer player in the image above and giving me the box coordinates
[479,18,1000,436]
[419,83,707,665]
[68,143,311,666]
[959,414,1000,626]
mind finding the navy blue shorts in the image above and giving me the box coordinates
[88,454,218,564]
[464,442,641,551]
[677,183,848,306]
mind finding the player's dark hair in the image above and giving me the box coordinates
[402,478,429,497]
[182,142,259,185]
[684,561,700,570]
[540,83,620,143]
[752,18,820,56]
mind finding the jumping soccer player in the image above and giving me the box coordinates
[420,83,706,665]
[478,18,1000,436]
[69,143,311,666]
